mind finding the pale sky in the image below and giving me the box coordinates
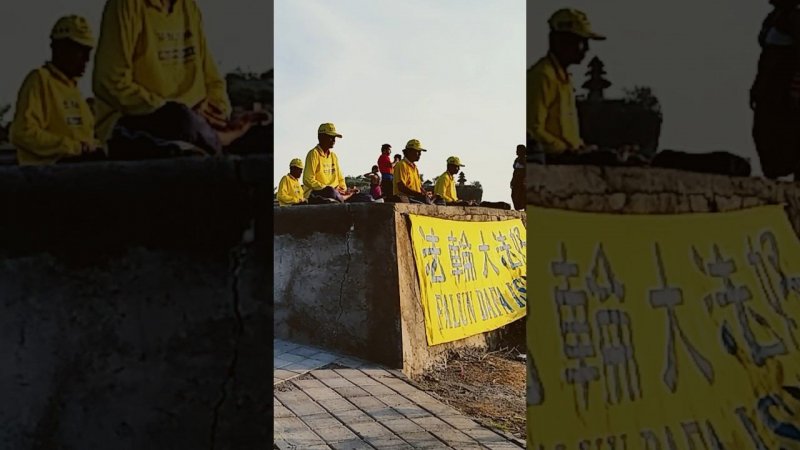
[275,0,525,203]
[529,1,770,176]
[0,0,273,117]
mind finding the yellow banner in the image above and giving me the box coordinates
[409,214,527,345]
[526,205,800,449]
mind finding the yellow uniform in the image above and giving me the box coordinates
[302,146,345,198]
[434,171,458,203]
[393,158,422,195]
[277,174,304,206]
[10,63,96,165]
[527,54,583,153]
[92,0,230,142]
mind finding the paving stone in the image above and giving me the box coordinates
[312,369,343,380]
[303,386,342,401]
[293,345,325,357]
[349,395,387,413]
[366,407,404,422]
[381,417,426,435]
[484,443,525,449]
[333,368,365,378]
[275,390,327,417]
[292,378,327,390]
[284,359,327,372]
[336,409,377,425]
[347,376,381,386]
[429,428,477,445]
[300,413,340,429]
[463,427,511,443]
[378,394,416,409]
[274,358,292,369]
[362,437,410,448]
[329,438,375,449]
[321,377,357,389]
[274,339,520,448]
[273,404,294,419]
[441,416,483,431]
[410,415,458,433]
[274,369,298,381]
[311,352,341,363]
[274,417,326,447]
[360,367,393,378]
[280,353,307,363]
[333,386,370,398]
[336,357,366,368]
[314,424,361,444]
[318,397,357,414]
[361,383,395,396]
[349,421,396,439]
[399,432,445,449]
[393,404,430,419]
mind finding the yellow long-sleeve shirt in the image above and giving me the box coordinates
[302,146,346,198]
[434,171,458,203]
[92,0,231,142]
[393,158,422,196]
[10,63,96,165]
[277,174,304,206]
[527,54,583,153]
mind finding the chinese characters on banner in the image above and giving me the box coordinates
[526,205,800,449]
[408,215,527,345]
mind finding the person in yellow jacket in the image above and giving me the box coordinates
[434,156,475,206]
[303,123,358,203]
[92,0,243,158]
[10,15,104,165]
[276,159,307,206]
[393,139,435,204]
[528,8,604,162]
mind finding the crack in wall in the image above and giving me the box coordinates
[208,242,247,450]
[336,222,354,326]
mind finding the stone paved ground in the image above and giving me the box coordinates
[274,339,525,449]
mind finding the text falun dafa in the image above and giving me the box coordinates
[409,214,527,346]
[526,204,800,449]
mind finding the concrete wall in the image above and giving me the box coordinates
[1,155,272,450]
[527,165,800,235]
[273,203,526,378]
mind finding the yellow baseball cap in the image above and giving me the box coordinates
[447,156,465,167]
[50,15,96,48]
[548,9,605,40]
[289,158,304,169]
[318,123,342,138]
[404,139,427,152]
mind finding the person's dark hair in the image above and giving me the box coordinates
[372,165,379,171]
[381,143,391,150]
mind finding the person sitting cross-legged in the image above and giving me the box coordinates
[303,123,359,203]
[10,15,104,165]
[434,156,477,206]
[277,158,308,206]
[392,139,438,205]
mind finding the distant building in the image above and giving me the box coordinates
[582,56,612,101]
[576,57,662,156]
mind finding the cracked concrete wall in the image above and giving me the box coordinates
[0,156,272,450]
[273,203,526,379]
[274,204,402,367]
[526,166,800,236]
